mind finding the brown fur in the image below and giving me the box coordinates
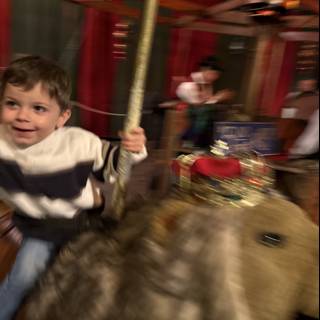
[24,195,319,320]
[241,198,319,320]
[25,195,250,320]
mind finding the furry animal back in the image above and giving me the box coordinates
[25,195,319,320]
[25,197,251,320]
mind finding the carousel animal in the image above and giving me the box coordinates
[24,156,319,320]
[24,194,251,320]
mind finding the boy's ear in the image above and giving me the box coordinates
[57,109,72,128]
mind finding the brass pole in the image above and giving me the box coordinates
[108,0,159,219]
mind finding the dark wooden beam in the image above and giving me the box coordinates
[198,12,319,29]
[158,0,205,12]
[279,31,319,42]
[66,0,175,23]
[68,0,206,12]
[176,0,247,26]
[68,1,140,17]
[212,11,251,25]
[185,21,257,37]
[205,0,247,16]
[281,15,319,29]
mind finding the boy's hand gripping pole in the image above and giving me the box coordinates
[102,0,159,220]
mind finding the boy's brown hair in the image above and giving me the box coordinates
[0,55,71,111]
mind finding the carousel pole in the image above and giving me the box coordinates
[106,0,159,220]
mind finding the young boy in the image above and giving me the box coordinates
[0,55,147,319]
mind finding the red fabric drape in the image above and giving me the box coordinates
[271,41,298,116]
[167,29,217,97]
[78,8,119,137]
[166,28,218,98]
[258,40,298,117]
[166,0,220,98]
[0,0,10,71]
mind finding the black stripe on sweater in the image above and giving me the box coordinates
[0,158,94,199]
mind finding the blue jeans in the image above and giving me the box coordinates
[0,237,57,320]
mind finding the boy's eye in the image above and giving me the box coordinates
[3,100,18,108]
[33,105,47,112]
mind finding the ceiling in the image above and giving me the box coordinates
[67,0,319,40]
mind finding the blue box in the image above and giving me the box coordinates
[214,122,280,155]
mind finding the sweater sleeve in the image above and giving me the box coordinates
[92,140,118,182]
[92,140,147,183]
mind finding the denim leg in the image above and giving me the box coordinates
[0,237,57,320]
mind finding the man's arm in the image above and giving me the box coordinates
[289,109,319,157]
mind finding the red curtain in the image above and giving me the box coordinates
[258,39,298,117]
[271,41,298,116]
[77,8,119,137]
[166,0,220,98]
[166,28,218,97]
[0,0,10,71]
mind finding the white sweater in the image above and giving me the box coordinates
[0,125,147,219]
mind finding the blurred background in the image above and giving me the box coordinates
[0,0,318,139]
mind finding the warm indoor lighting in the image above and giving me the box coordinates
[284,0,300,9]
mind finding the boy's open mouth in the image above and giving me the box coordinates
[12,126,35,132]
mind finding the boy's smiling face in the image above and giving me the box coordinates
[0,82,71,147]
